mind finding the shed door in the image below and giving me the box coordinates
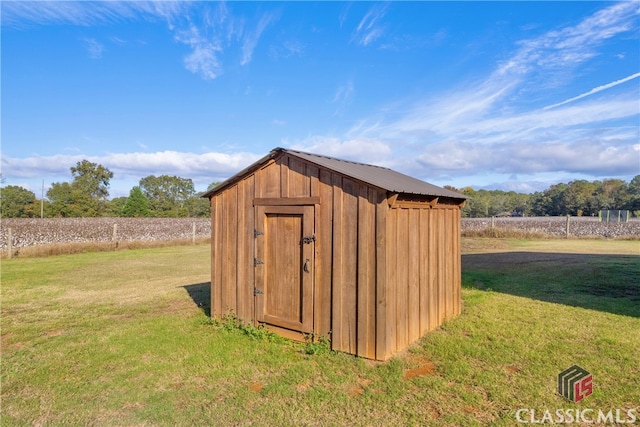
[255,205,314,333]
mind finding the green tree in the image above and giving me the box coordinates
[595,179,627,210]
[139,175,196,217]
[562,180,598,216]
[46,182,76,217]
[47,160,113,217]
[625,175,640,215]
[122,186,151,217]
[108,197,128,217]
[0,185,37,218]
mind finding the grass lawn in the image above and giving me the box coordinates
[1,239,639,426]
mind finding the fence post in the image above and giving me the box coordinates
[192,222,196,245]
[565,215,570,238]
[113,224,118,245]
[491,216,495,229]
[7,228,12,259]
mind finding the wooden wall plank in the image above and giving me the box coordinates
[357,185,376,359]
[280,156,289,198]
[255,206,266,324]
[263,160,280,198]
[419,208,429,334]
[375,192,389,360]
[395,208,409,352]
[236,179,248,319]
[454,207,462,316]
[436,210,445,324]
[218,190,228,314]
[223,186,238,314]
[211,195,223,317]
[302,205,315,332]
[316,169,333,338]
[366,188,378,359]
[341,178,358,355]
[235,176,255,321]
[309,165,320,198]
[288,157,309,197]
[331,173,344,352]
[386,208,397,355]
[220,192,231,314]
[407,209,420,344]
[445,209,454,319]
[247,175,256,321]
[428,209,437,332]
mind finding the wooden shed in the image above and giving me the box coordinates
[202,147,466,361]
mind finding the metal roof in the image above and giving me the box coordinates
[202,147,466,200]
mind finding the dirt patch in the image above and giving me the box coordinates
[249,382,263,393]
[404,353,437,379]
[505,365,520,375]
[404,363,436,379]
[349,385,365,396]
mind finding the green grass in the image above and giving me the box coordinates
[2,240,639,426]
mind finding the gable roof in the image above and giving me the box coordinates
[202,147,466,200]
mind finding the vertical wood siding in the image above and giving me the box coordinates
[210,152,462,360]
[384,205,462,356]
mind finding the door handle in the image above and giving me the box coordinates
[303,258,311,273]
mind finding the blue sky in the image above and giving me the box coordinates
[2,1,639,198]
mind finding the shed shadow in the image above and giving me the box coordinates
[181,282,211,317]
[461,252,640,318]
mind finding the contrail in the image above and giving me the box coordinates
[543,72,640,110]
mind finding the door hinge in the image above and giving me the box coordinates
[254,287,264,296]
[254,229,264,238]
[254,258,264,267]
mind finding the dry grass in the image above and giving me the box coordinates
[2,237,211,259]
[461,228,551,239]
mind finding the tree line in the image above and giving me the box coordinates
[1,161,638,218]
[0,160,218,218]
[449,175,640,218]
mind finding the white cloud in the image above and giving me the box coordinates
[495,1,638,84]
[241,12,278,66]
[1,150,262,183]
[333,81,354,104]
[83,38,104,59]
[413,138,639,177]
[0,1,188,28]
[352,4,388,46]
[2,1,277,80]
[543,73,640,110]
[336,2,640,187]
[287,136,392,165]
[175,24,223,80]
[332,81,355,116]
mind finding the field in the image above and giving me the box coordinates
[0,218,211,249]
[2,217,638,258]
[1,239,639,425]
[463,217,640,238]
